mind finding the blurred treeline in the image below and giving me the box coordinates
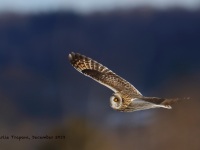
[0,8,200,150]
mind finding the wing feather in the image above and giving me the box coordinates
[68,52,142,96]
[141,96,179,106]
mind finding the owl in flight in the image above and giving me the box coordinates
[69,52,182,112]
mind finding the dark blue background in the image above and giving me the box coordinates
[0,9,199,149]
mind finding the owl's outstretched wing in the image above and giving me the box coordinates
[123,97,179,112]
[68,52,142,96]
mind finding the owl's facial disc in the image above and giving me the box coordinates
[110,93,123,109]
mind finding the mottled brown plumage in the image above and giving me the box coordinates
[68,52,183,112]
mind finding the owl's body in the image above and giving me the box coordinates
[69,52,180,112]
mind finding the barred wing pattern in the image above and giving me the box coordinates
[68,52,142,97]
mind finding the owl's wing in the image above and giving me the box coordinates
[140,96,180,106]
[68,52,142,96]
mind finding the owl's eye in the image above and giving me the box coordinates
[110,93,123,109]
[114,98,119,102]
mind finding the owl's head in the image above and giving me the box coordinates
[110,93,123,110]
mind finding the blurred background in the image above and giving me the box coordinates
[0,0,200,149]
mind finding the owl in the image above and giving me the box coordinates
[68,52,183,112]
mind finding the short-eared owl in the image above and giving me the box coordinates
[68,52,182,112]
